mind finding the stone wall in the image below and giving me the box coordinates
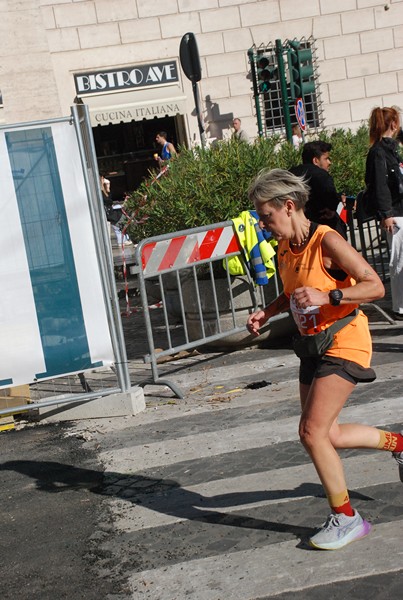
[1,0,402,139]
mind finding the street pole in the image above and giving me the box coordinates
[275,39,292,143]
[192,81,206,148]
[248,48,264,138]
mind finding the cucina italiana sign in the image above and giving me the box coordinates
[92,102,183,124]
[75,62,179,95]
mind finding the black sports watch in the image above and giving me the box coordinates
[329,289,343,306]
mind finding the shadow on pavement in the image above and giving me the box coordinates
[0,459,329,543]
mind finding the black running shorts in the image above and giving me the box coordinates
[299,356,376,386]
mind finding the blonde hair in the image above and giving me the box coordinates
[248,168,310,210]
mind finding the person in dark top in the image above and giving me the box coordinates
[364,106,403,320]
[290,141,347,239]
[365,107,403,224]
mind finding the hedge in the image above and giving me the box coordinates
[126,125,369,241]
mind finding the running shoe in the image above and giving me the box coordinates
[392,430,403,482]
[309,510,371,550]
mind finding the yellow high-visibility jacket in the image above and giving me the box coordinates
[225,210,277,285]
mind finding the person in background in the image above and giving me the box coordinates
[100,173,130,246]
[246,168,403,550]
[100,171,113,215]
[290,141,347,239]
[292,124,302,149]
[112,191,132,246]
[232,118,249,143]
[154,131,176,168]
[364,106,403,321]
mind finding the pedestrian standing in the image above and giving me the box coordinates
[100,173,130,246]
[292,124,302,149]
[246,168,403,550]
[100,171,113,217]
[290,141,347,239]
[232,118,249,143]
[364,106,403,320]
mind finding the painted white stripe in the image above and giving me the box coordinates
[167,350,403,392]
[128,520,403,600]
[143,238,171,275]
[171,234,200,269]
[206,225,234,257]
[100,396,403,472]
[109,452,398,533]
[167,353,300,389]
[143,232,203,276]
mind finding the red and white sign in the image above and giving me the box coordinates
[141,225,241,276]
[295,97,306,132]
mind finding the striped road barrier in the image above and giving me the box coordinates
[133,221,282,398]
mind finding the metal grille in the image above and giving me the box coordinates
[249,37,324,138]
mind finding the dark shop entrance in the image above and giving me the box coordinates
[92,114,186,202]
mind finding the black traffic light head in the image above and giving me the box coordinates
[287,41,314,100]
[257,55,277,94]
[180,32,202,83]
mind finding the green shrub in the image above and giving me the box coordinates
[126,127,369,240]
[320,125,369,197]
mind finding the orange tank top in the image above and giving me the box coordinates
[278,225,372,367]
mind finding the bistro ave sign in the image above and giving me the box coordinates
[74,61,179,95]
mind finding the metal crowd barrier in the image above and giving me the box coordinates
[133,203,395,400]
[345,193,394,324]
[133,221,284,399]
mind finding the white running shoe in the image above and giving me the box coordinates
[309,510,371,550]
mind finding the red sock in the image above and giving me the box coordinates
[377,430,403,453]
[328,490,354,517]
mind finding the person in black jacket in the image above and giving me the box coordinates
[290,141,347,239]
[365,106,403,320]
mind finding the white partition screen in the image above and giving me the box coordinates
[0,120,114,388]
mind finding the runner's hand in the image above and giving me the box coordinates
[293,287,328,308]
[247,310,269,336]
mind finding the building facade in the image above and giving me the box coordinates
[1,0,402,194]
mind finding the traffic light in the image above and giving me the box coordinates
[287,41,315,100]
[257,56,277,94]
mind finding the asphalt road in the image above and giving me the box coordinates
[0,424,123,600]
[1,315,403,599]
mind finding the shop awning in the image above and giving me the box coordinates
[83,86,187,126]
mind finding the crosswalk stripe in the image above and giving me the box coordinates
[168,353,300,387]
[100,396,403,471]
[107,452,399,533]
[95,368,403,599]
[128,520,403,600]
[164,351,402,390]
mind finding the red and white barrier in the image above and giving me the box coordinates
[141,225,241,277]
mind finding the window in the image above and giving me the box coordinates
[250,37,323,138]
